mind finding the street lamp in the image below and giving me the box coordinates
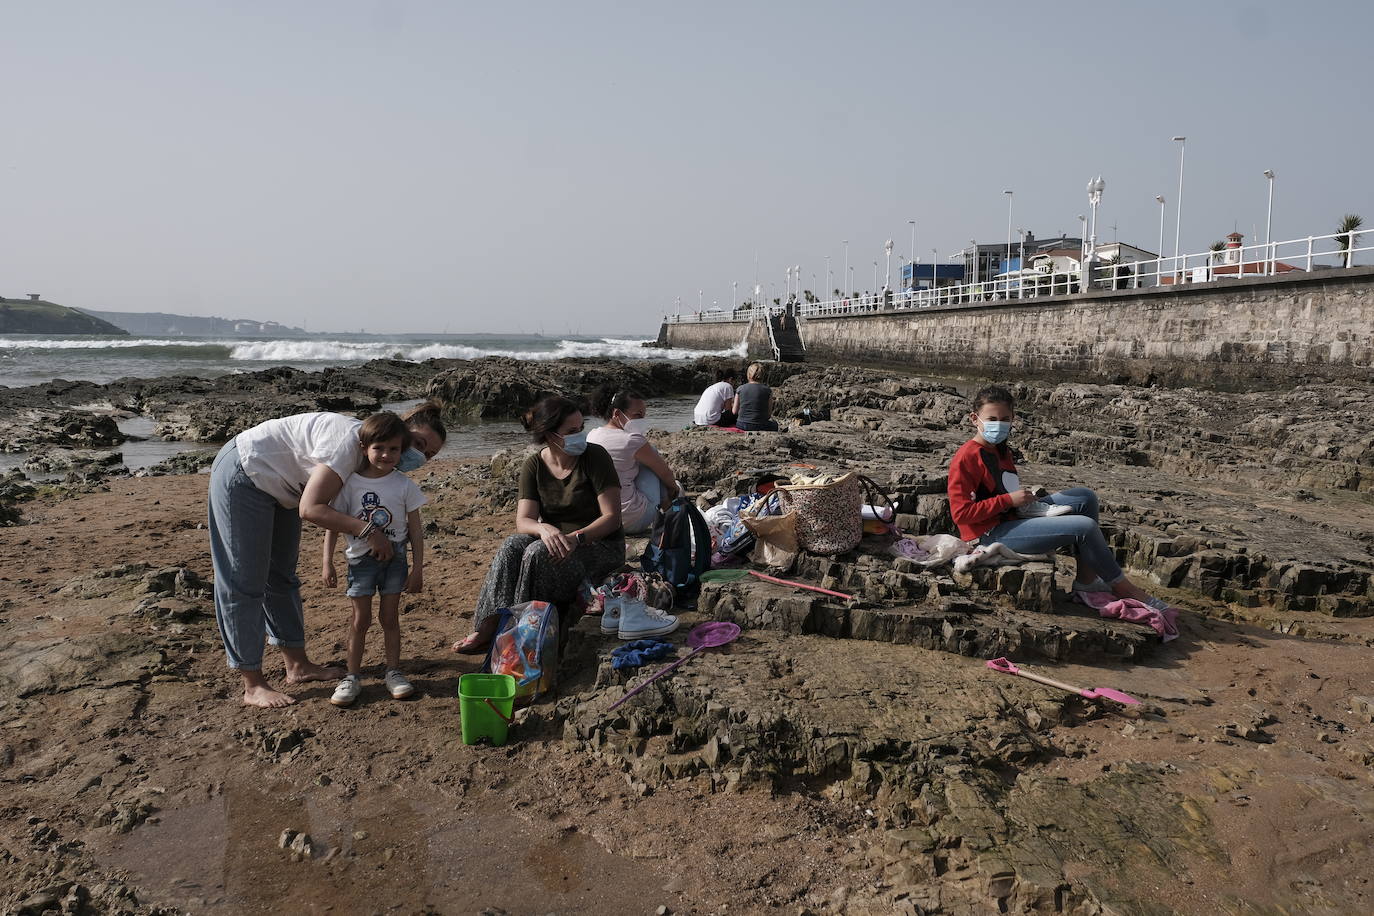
[1172,136,1187,267]
[908,219,916,268]
[1003,190,1014,288]
[698,289,703,311]
[872,260,879,295]
[732,280,738,310]
[1086,176,1105,287]
[1263,169,1276,273]
[883,240,893,291]
[970,239,979,291]
[847,266,854,299]
[794,264,801,300]
[1017,227,1026,298]
[825,256,831,299]
[1155,196,1166,281]
[843,240,849,296]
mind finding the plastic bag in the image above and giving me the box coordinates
[482,600,559,703]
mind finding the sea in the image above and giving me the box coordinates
[0,332,745,474]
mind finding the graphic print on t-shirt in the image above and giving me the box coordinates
[357,491,396,539]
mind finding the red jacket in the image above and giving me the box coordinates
[947,438,1017,541]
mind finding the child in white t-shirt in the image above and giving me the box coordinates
[321,412,428,707]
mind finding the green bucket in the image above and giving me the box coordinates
[459,673,517,746]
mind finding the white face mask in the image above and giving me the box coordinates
[623,418,649,437]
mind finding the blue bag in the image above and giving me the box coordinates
[640,497,712,596]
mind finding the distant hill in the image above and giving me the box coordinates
[73,308,307,337]
[0,296,128,335]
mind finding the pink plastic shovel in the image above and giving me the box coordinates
[986,657,1140,706]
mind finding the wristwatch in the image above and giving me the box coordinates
[575,532,586,547]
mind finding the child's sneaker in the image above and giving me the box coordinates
[599,593,623,635]
[384,669,414,699]
[330,674,361,707]
[617,598,679,639]
[1017,500,1074,518]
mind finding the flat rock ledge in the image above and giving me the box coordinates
[561,626,1218,915]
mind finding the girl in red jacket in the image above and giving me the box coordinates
[947,385,1172,610]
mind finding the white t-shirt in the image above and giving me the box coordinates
[586,425,650,521]
[234,412,363,509]
[330,470,428,560]
[693,381,735,426]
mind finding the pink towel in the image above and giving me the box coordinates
[1075,590,1180,642]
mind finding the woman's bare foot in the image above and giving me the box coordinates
[283,661,345,684]
[243,684,296,708]
[280,647,344,684]
[451,632,490,654]
[240,670,295,708]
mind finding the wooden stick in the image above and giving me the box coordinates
[747,570,853,600]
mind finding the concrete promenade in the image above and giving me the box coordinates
[658,267,1374,387]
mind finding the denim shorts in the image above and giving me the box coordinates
[346,546,409,597]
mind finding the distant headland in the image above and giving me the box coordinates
[0,294,127,335]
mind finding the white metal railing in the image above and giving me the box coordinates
[663,228,1373,323]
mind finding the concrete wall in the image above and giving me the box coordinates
[661,268,1374,387]
[656,317,774,360]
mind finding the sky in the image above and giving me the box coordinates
[3,0,1372,336]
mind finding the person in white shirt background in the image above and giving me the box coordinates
[692,367,738,427]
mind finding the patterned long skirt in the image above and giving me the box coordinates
[471,533,627,631]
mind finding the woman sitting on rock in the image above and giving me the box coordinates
[586,387,680,534]
[452,395,627,653]
[731,362,779,432]
[947,385,1175,611]
[209,403,447,708]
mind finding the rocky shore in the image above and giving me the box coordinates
[2,354,1372,914]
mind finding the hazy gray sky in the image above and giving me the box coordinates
[4,1,1371,335]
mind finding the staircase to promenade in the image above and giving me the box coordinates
[768,311,806,362]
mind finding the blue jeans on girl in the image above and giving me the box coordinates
[978,487,1124,583]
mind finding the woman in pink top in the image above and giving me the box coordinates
[586,387,680,533]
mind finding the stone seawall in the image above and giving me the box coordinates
[660,268,1374,387]
[655,317,774,360]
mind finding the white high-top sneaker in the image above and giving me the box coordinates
[617,598,679,639]
[599,592,624,635]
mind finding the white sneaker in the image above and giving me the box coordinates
[1017,500,1073,518]
[617,599,679,639]
[600,593,623,635]
[330,674,361,707]
[384,669,414,699]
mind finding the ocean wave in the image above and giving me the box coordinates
[227,337,746,362]
[0,337,234,351]
[0,334,747,363]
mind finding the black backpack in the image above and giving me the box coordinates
[640,497,712,597]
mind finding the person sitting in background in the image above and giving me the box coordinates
[731,362,779,432]
[692,368,737,427]
[586,387,679,534]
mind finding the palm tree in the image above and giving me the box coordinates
[1208,240,1226,266]
[1336,214,1363,268]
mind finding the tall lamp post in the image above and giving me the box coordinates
[908,219,916,273]
[794,264,801,300]
[825,256,831,298]
[1016,228,1027,298]
[1086,176,1105,288]
[1003,189,1014,295]
[1155,195,1166,283]
[843,240,849,296]
[732,280,738,310]
[1263,169,1276,274]
[1172,136,1187,270]
[884,240,893,291]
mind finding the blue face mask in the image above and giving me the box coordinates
[398,447,428,472]
[981,420,1012,445]
[557,430,589,456]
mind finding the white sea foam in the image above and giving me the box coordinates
[0,337,233,350]
[227,337,745,362]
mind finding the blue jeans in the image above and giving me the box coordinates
[208,439,307,670]
[980,487,1124,584]
[346,547,409,597]
[624,465,664,534]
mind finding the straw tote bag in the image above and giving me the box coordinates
[776,472,863,555]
